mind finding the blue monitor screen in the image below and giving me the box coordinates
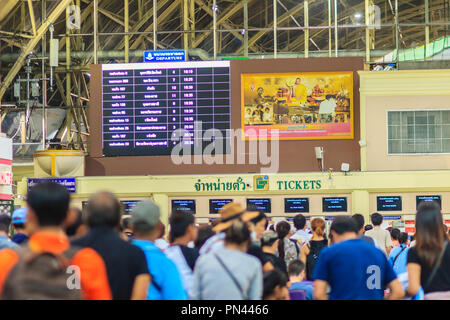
[171,199,196,213]
[284,198,309,213]
[209,199,233,214]
[322,197,347,212]
[377,196,402,211]
[247,198,271,213]
[416,195,441,209]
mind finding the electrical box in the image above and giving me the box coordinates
[49,39,59,67]
[13,83,20,98]
[31,82,40,97]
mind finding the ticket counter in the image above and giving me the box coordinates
[14,170,450,232]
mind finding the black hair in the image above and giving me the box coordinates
[66,208,83,237]
[121,216,131,231]
[225,220,251,245]
[169,211,195,242]
[249,211,267,226]
[398,232,408,245]
[269,224,275,232]
[263,269,288,299]
[86,191,121,228]
[330,216,358,235]
[371,213,383,226]
[351,214,365,231]
[195,225,215,250]
[13,222,25,229]
[293,214,306,230]
[276,221,291,259]
[27,182,70,227]
[391,228,401,241]
[288,260,305,277]
[364,224,373,232]
[0,214,11,233]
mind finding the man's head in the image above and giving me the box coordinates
[257,87,264,95]
[371,212,383,226]
[11,208,27,232]
[169,211,197,244]
[329,216,358,244]
[131,200,162,239]
[260,231,279,253]
[295,78,301,85]
[65,207,86,237]
[86,191,121,229]
[351,213,365,234]
[293,214,307,231]
[288,260,306,283]
[0,214,12,235]
[391,228,401,241]
[26,182,70,232]
[398,232,409,245]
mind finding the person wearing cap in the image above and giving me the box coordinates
[131,200,187,300]
[0,214,18,250]
[11,208,29,244]
[199,202,259,255]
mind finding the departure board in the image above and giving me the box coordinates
[102,61,231,156]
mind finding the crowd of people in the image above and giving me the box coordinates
[0,182,449,300]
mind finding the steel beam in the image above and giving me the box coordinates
[0,0,72,101]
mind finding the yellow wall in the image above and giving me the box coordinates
[359,69,450,171]
[15,170,450,226]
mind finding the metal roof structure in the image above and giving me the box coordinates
[0,0,449,156]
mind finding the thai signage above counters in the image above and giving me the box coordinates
[193,175,322,192]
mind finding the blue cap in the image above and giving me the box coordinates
[12,208,27,225]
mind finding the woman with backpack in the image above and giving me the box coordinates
[276,221,299,267]
[407,201,450,300]
[300,218,328,280]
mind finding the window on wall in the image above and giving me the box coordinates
[387,110,450,154]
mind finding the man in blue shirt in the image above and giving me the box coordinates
[312,216,404,300]
[131,200,187,300]
[287,260,314,300]
[388,232,409,275]
[11,208,29,244]
[0,214,18,250]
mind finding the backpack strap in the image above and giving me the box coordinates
[289,238,300,257]
[214,253,248,300]
[392,245,407,267]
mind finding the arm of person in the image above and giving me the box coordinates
[386,246,392,256]
[131,274,150,300]
[130,247,151,300]
[385,279,404,300]
[71,248,112,300]
[406,263,421,297]
[313,280,328,300]
[300,245,308,265]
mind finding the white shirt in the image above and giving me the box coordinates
[290,229,312,247]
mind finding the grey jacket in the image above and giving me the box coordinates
[190,247,262,300]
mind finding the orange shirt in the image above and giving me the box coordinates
[0,231,112,300]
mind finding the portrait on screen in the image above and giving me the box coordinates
[241,72,354,140]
